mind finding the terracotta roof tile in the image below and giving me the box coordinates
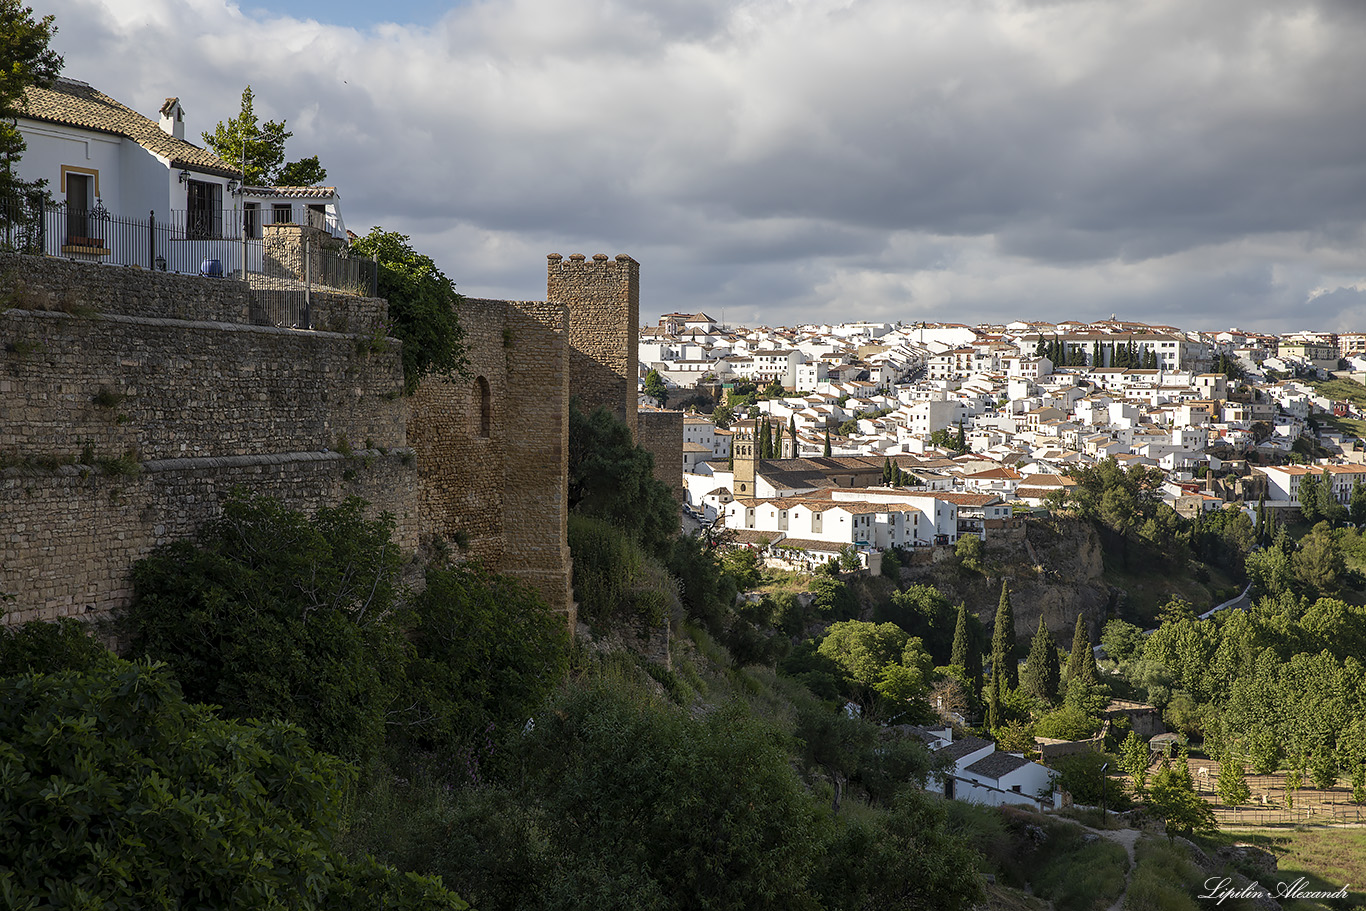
[23,78,238,178]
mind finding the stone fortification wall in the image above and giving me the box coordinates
[408,297,573,621]
[4,249,659,634]
[637,408,684,502]
[502,302,573,619]
[0,251,388,337]
[2,309,405,461]
[547,253,639,432]
[1,252,250,323]
[1,451,420,626]
[1,254,414,626]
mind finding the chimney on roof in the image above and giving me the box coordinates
[159,97,185,140]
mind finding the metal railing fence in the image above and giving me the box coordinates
[0,198,378,328]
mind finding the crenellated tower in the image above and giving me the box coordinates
[548,252,640,433]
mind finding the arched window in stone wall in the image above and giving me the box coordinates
[476,376,491,437]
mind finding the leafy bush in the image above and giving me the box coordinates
[1051,751,1124,808]
[569,401,678,558]
[396,565,571,762]
[1035,704,1103,741]
[569,513,681,629]
[349,229,467,394]
[417,677,824,911]
[0,659,465,910]
[812,790,986,911]
[119,491,407,764]
[0,617,111,676]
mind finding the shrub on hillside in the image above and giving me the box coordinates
[0,617,111,676]
[0,658,465,910]
[396,564,571,761]
[119,491,408,765]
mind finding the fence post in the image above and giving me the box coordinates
[148,211,155,269]
[36,197,45,254]
[303,232,311,330]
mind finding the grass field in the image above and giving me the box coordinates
[1197,827,1366,910]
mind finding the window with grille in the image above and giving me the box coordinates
[186,180,223,239]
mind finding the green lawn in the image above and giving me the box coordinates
[1198,828,1366,910]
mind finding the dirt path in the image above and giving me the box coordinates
[1083,824,1141,911]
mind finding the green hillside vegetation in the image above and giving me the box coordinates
[7,409,1366,907]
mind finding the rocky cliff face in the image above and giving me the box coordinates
[903,517,1111,644]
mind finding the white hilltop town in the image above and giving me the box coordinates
[640,313,1366,573]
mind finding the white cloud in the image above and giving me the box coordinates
[41,0,1366,328]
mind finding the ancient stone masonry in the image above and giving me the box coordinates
[1,451,419,625]
[3,248,675,635]
[2,254,415,625]
[637,407,685,502]
[407,253,680,625]
[1,311,405,461]
[548,253,639,432]
[407,297,573,623]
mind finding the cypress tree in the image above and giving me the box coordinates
[773,421,784,460]
[1022,615,1060,703]
[760,420,772,459]
[1065,613,1088,684]
[823,428,832,457]
[952,602,972,669]
[1079,638,1100,688]
[987,672,1001,731]
[991,581,1017,690]
[883,457,893,486]
[951,602,983,698]
[789,415,797,453]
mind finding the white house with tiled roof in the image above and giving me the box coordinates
[13,78,241,267]
[240,185,347,241]
[15,79,239,218]
[13,77,350,271]
[913,726,1058,809]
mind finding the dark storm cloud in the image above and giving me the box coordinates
[43,0,1366,329]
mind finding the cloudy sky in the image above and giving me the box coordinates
[39,0,1366,331]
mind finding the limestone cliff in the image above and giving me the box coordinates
[902,517,1111,645]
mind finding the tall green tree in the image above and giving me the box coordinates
[1351,478,1366,527]
[349,228,467,393]
[1119,730,1150,797]
[121,492,408,765]
[1065,614,1089,684]
[987,669,1002,731]
[1216,752,1250,806]
[824,427,832,456]
[951,601,983,698]
[643,368,668,407]
[0,2,62,205]
[991,581,1017,690]
[1299,472,1322,523]
[1149,757,1216,841]
[1021,616,1060,703]
[201,85,328,186]
[568,402,678,557]
[1316,468,1345,525]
